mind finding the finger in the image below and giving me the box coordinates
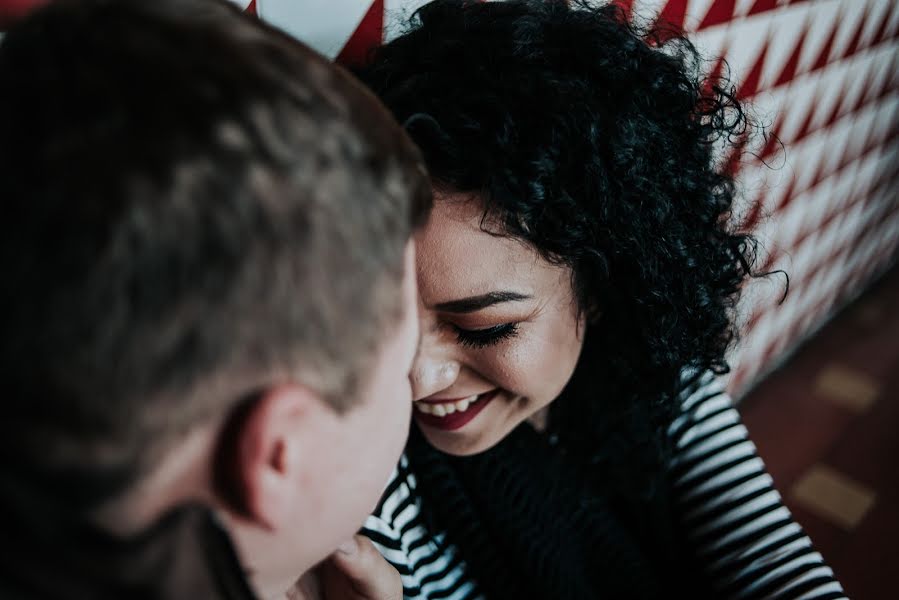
[327,535,402,599]
[285,570,321,600]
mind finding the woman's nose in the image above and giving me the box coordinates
[410,353,461,401]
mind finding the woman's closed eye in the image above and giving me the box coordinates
[452,322,520,349]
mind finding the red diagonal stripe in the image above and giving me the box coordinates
[842,7,869,59]
[869,5,892,46]
[756,115,783,165]
[738,37,769,99]
[336,0,384,68]
[699,0,737,30]
[740,188,767,231]
[722,131,751,177]
[702,44,729,99]
[652,0,687,41]
[748,0,778,17]
[775,23,808,87]
[822,75,850,129]
[611,0,635,22]
[810,13,840,72]
[775,175,798,212]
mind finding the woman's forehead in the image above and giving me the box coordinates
[415,195,560,303]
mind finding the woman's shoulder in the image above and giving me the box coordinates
[676,367,726,403]
[668,368,734,445]
[368,453,419,527]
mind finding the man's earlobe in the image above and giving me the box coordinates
[212,385,312,530]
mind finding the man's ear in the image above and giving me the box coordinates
[212,384,321,530]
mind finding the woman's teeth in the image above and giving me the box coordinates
[415,394,479,416]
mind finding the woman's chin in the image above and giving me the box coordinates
[418,425,501,456]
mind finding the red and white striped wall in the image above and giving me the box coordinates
[636,0,899,397]
[3,0,896,398]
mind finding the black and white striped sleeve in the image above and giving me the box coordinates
[667,370,847,599]
[361,454,483,600]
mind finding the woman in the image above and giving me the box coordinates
[358,1,845,598]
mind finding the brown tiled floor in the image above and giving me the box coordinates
[739,263,899,600]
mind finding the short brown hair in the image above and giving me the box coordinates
[0,0,430,506]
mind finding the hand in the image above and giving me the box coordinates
[287,535,403,600]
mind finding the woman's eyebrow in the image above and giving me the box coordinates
[433,291,531,313]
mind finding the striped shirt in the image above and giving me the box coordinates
[362,371,847,600]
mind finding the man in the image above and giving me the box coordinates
[0,0,429,598]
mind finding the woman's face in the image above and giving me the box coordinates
[412,192,586,455]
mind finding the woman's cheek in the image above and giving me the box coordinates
[486,333,576,404]
[517,322,584,401]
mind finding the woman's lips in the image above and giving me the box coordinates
[413,389,500,431]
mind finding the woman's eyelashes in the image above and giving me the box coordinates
[452,322,520,349]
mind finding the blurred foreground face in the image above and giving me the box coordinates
[230,245,420,597]
[0,0,430,597]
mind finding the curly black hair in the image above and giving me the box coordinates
[359,0,760,499]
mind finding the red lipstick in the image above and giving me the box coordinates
[414,390,499,431]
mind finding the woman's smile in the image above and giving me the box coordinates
[413,389,501,431]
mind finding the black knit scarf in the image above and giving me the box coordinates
[406,421,666,600]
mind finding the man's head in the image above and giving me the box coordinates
[0,0,428,594]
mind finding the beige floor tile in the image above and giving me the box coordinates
[814,364,880,413]
[790,464,877,530]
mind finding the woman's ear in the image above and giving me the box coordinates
[212,384,318,530]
